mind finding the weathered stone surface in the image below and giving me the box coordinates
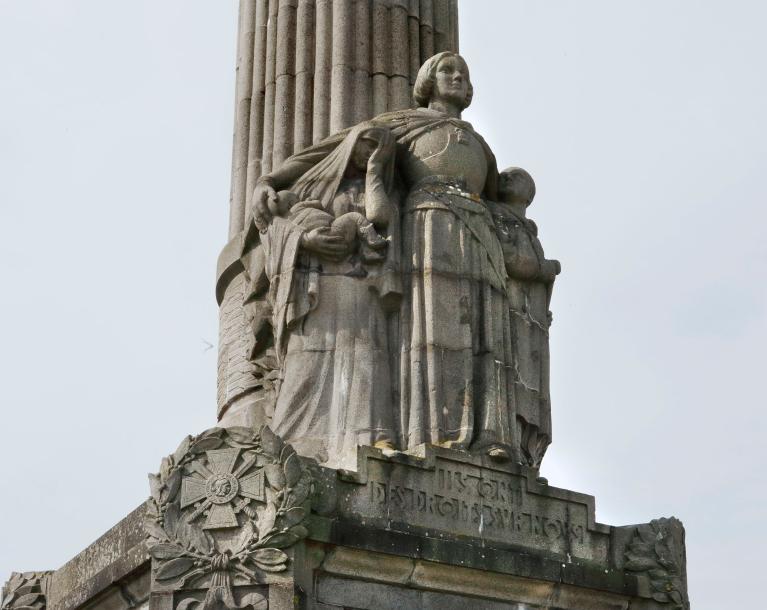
[614,518,689,608]
[77,569,149,610]
[330,446,608,562]
[1,572,52,610]
[211,5,690,604]
[221,0,461,424]
[243,51,559,473]
[492,167,560,468]
[144,426,312,610]
[6,443,685,610]
[46,506,147,610]
[3,5,691,610]
[320,547,413,585]
[315,547,633,610]
[303,445,688,608]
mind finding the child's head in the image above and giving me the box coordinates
[331,214,361,244]
[498,167,536,207]
[274,190,299,216]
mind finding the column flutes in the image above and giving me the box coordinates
[449,0,459,52]
[433,0,449,54]
[389,0,411,111]
[408,0,421,84]
[273,0,298,168]
[243,0,269,234]
[352,0,372,124]
[418,0,434,63]
[312,0,332,143]
[294,0,315,153]
[229,0,256,238]
[371,0,390,117]
[330,0,355,133]
[218,0,460,422]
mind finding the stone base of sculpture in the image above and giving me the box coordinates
[4,426,688,610]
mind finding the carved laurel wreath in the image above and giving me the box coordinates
[1,573,50,610]
[624,518,687,608]
[145,426,312,590]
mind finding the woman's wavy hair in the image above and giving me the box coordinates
[412,51,473,110]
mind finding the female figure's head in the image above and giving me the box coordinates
[292,123,396,209]
[349,131,384,173]
[413,52,473,113]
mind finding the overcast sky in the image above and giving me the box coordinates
[1,1,765,608]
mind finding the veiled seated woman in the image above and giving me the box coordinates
[261,124,400,468]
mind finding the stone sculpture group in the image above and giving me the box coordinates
[0,10,691,608]
[240,51,560,470]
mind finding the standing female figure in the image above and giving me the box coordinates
[394,52,517,460]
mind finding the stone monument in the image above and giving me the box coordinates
[2,2,689,610]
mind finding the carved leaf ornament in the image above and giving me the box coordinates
[1,572,51,610]
[624,518,687,608]
[144,426,312,610]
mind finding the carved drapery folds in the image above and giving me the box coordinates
[219,3,562,477]
[221,49,562,472]
[218,0,460,424]
[228,0,460,237]
[145,426,312,610]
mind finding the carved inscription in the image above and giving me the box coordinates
[363,464,585,548]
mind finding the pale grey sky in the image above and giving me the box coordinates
[1,2,765,608]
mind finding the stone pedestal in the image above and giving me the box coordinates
[8,430,687,610]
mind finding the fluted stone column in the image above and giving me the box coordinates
[217,0,459,424]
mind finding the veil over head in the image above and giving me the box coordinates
[290,122,396,210]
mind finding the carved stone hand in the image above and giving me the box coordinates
[540,259,561,282]
[300,227,350,261]
[252,178,280,232]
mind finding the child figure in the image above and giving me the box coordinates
[490,167,561,469]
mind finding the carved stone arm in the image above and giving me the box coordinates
[364,172,391,228]
[505,253,560,284]
[539,259,561,283]
[363,127,396,228]
[252,160,315,230]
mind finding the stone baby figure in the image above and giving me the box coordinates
[490,167,561,468]
[272,135,389,263]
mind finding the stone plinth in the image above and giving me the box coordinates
[10,443,687,610]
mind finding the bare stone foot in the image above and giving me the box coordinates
[359,224,388,249]
[360,243,386,263]
[487,446,511,462]
[374,440,397,455]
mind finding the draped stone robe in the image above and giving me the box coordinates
[262,125,399,469]
[394,114,517,458]
[489,201,559,467]
[263,108,522,462]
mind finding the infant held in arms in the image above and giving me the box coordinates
[274,189,388,262]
